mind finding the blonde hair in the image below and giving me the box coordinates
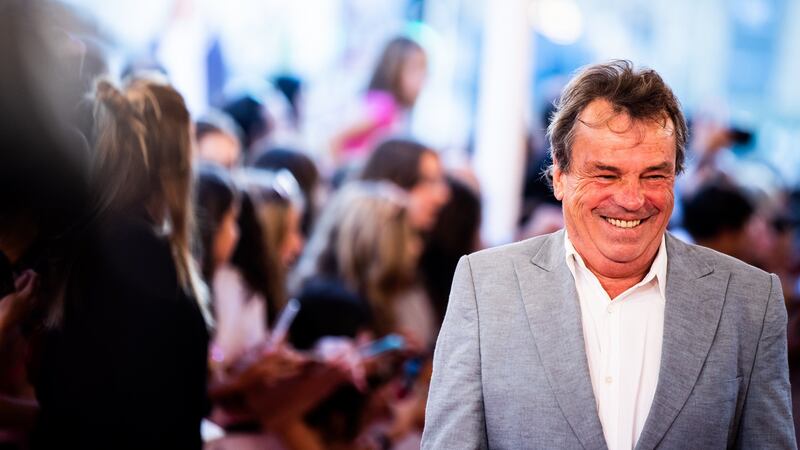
[92,75,211,324]
[291,181,418,335]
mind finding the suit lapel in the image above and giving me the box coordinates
[515,231,608,450]
[635,234,729,450]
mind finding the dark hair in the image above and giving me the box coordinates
[0,1,90,241]
[547,60,688,178]
[195,164,238,282]
[360,138,432,190]
[0,1,92,325]
[273,75,302,125]
[252,147,319,235]
[222,95,271,151]
[367,36,425,107]
[195,109,243,144]
[231,176,293,326]
[682,181,754,241]
[420,176,482,324]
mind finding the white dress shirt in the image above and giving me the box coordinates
[565,233,667,450]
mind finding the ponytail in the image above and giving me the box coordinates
[91,78,150,212]
[91,76,212,326]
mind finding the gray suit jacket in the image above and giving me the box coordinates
[421,230,795,449]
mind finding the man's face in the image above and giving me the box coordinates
[552,99,677,278]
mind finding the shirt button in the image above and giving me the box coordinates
[605,376,613,384]
[606,305,614,314]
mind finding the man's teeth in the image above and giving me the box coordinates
[605,217,642,228]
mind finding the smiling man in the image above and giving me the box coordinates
[422,61,795,449]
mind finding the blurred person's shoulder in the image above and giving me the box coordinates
[91,209,182,302]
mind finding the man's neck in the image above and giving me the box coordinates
[592,269,649,299]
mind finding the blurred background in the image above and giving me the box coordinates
[56,0,800,245]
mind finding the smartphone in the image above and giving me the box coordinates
[360,333,406,358]
[268,298,301,349]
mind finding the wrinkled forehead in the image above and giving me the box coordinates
[576,98,676,141]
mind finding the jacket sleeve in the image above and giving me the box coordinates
[736,273,797,449]
[421,256,488,449]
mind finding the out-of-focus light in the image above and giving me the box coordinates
[529,0,584,46]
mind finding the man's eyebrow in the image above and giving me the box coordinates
[644,162,674,172]
[587,163,622,174]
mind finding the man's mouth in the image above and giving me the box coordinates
[603,217,643,229]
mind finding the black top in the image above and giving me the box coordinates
[30,211,209,449]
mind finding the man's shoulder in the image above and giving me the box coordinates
[465,231,558,269]
[667,233,771,282]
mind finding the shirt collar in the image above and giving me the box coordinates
[564,231,668,300]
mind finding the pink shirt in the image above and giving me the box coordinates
[341,90,400,158]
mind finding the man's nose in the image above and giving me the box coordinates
[613,179,646,211]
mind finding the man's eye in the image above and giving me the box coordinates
[597,175,616,180]
[644,175,666,180]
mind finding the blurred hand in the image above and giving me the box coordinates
[246,358,352,430]
[235,343,306,389]
[691,120,733,160]
[387,391,426,440]
[313,336,366,390]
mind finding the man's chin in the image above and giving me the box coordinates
[597,244,651,265]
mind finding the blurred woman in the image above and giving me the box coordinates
[195,111,244,169]
[200,167,351,450]
[205,167,305,368]
[234,169,305,326]
[287,181,421,446]
[291,181,419,342]
[252,147,321,237]
[360,138,449,232]
[331,37,428,163]
[29,76,211,449]
[358,138,450,350]
[196,164,240,282]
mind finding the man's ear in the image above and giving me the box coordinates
[551,164,564,201]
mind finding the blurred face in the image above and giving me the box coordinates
[408,152,450,231]
[197,131,241,169]
[213,206,240,269]
[280,206,304,267]
[552,99,677,279]
[400,48,427,106]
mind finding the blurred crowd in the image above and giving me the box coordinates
[2,1,800,449]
